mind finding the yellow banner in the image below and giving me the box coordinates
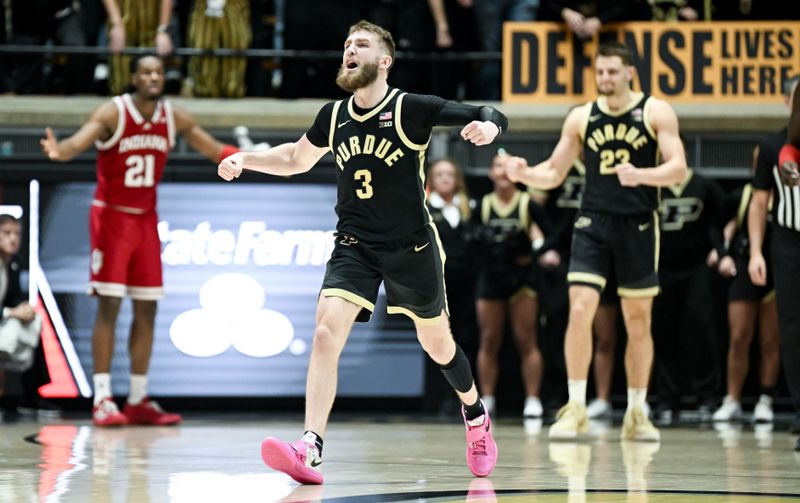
[502,22,800,104]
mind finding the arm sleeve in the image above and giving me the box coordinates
[305,102,336,149]
[401,94,509,145]
[705,178,727,258]
[528,199,558,254]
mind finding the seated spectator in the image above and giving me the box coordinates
[0,215,56,419]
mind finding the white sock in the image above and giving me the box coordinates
[93,373,112,406]
[568,380,587,406]
[128,374,148,405]
[627,388,647,411]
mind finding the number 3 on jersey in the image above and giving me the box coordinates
[124,154,156,187]
[599,148,630,175]
[354,169,374,199]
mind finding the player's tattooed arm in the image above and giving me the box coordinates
[40,101,118,162]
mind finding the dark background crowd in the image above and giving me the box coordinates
[1,0,799,99]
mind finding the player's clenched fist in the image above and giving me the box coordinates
[460,121,499,146]
[218,152,245,181]
[504,156,528,183]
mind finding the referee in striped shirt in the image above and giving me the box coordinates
[748,74,800,450]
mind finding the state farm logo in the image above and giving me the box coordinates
[158,221,336,267]
[169,273,306,358]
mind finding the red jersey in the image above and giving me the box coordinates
[94,94,175,213]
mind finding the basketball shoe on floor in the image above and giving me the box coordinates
[261,437,323,485]
[123,398,182,425]
[752,394,774,423]
[463,403,498,477]
[92,398,128,427]
[712,396,742,422]
[548,401,589,439]
[621,406,660,442]
[586,398,612,419]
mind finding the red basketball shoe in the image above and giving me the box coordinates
[122,398,182,426]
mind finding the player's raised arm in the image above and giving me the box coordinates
[218,135,329,181]
[40,102,118,162]
[615,98,686,188]
[505,105,585,190]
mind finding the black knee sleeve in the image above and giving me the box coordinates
[439,344,474,393]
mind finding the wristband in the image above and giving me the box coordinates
[218,144,239,163]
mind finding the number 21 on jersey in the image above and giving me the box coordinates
[124,154,155,187]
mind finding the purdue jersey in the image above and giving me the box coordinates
[581,93,660,215]
[326,88,430,243]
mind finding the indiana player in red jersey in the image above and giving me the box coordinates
[40,54,238,427]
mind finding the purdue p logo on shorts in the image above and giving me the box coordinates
[338,234,359,246]
[574,216,592,229]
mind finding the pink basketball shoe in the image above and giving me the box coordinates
[261,437,323,485]
[463,402,498,477]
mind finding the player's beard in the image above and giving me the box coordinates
[336,59,379,92]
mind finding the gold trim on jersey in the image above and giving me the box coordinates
[574,158,586,176]
[567,272,607,289]
[653,210,661,272]
[617,286,660,298]
[577,102,593,142]
[596,91,645,117]
[328,100,343,153]
[510,286,537,302]
[347,88,400,122]
[667,168,694,197]
[428,221,451,316]
[488,191,522,220]
[518,192,531,231]
[737,183,753,227]
[642,96,657,140]
[386,305,442,326]
[396,93,430,151]
[762,290,776,304]
[321,288,375,312]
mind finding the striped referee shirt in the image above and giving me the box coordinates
[753,127,800,231]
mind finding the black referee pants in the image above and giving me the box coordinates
[652,263,720,409]
[771,226,800,412]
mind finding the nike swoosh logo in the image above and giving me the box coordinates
[638,222,651,231]
[310,458,323,467]
[338,119,352,128]
[589,114,602,122]
[414,243,430,252]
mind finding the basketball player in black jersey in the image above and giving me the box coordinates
[218,20,507,483]
[506,41,686,441]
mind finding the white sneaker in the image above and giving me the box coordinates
[586,398,612,419]
[482,395,495,416]
[752,394,774,423]
[523,396,543,418]
[712,396,742,422]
